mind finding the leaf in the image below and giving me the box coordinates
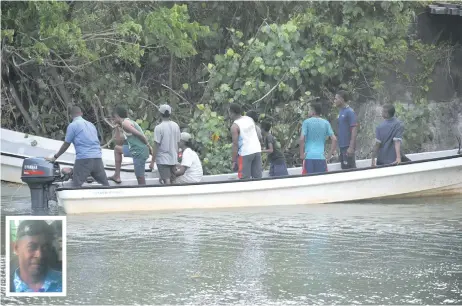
[182,83,189,90]
[226,48,235,57]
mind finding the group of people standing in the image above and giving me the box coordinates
[228,90,405,179]
[48,104,203,187]
[48,89,405,187]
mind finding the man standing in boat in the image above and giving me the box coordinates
[299,103,337,174]
[149,104,181,185]
[261,120,288,176]
[246,110,263,148]
[229,103,262,179]
[371,104,405,166]
[109,105,151,185]
[172,132,203,184]
[47,106,109,187]
[334,90,358,169]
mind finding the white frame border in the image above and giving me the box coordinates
[5,215,67,297]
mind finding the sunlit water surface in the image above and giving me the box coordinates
[1,183,461,305]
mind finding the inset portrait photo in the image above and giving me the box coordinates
[5,216,67,296]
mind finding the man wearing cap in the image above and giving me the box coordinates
[47,105,109,187]
[150,104,181,184]
[172,132,203,184]
[11,220,62,293]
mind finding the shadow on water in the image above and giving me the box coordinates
[1,182,462,305]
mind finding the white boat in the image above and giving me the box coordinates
[0,128,159,183]
[56,149,462,214]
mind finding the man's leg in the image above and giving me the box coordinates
[133,157,147,185]
[313,159,328,173]
[347,154,356,169]
[269,163,275,177]
[240,155,252,179]
[72,159,92,187]
[109,145,124,183]
[339,147,348,170]
[158,164,172,185]
[91,159,110,186]
[251,153,263,178]
[273,162,289,177]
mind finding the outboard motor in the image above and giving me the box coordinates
[21,157,61,211]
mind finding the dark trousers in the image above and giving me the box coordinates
[73,158,109,187]
[339,147,356,169]
[269,162,288,177]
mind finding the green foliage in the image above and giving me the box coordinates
[188,104,232,175]
[1,1,453,169]
[395,101,432,153]
[144,4,210,58]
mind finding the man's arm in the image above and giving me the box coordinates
[371,142,380,167]
[122,121,148,145]
[394,141,401,164]
[262,141,273,154]
[173,165,188,176]
[299,121,307,160]
[347,110,358,155]
[393,122,404,164]
[371,126,381,166]
[231,123,239,166]
[48,124,74,161]
[299,134,305,160]
[327,135,337,162]
[53,142,71,160]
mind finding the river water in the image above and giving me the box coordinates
[1,183,461,305]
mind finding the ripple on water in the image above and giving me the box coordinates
[1,185,462,305]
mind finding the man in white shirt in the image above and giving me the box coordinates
[229,103,262,179]
[172,132,203,184]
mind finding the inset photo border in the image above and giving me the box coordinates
[5,216,67,297]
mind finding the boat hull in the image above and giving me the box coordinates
[57,155,462,214]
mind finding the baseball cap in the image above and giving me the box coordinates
[16,220,54,241]
[180,132,192,142]
[159,104,172,115]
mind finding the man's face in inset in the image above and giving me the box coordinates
[14,234,52,278]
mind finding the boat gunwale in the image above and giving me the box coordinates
[56,153,462,192]
[1,151,153,173]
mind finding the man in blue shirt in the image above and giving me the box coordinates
[334,90,358,169]
[11,220,63,293]
[47,106,109,187]
[299,103,337,174]
[371,104,405,166]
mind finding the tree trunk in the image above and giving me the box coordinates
[9,84,41,135]
[169,51,175,107]
[49,67,72,108]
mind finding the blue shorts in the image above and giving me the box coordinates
[123,145,146,178]
[303,159,327,174]
[269,162,288,177]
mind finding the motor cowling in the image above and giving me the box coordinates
[21,157,60,183]
[21,158,60,213]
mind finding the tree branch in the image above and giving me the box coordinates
[252,72,288,105]
[161,83,191,105]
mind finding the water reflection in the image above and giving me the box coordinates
[1,183,461,305]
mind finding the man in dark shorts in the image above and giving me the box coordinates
[261,120,288,177]
[229,103,262,179]
[150,104,181,184]
[109,105,151,185]
[299,103,337,174]
[334,90,358,169]
[47,106,109,187]
[371,104,405,166]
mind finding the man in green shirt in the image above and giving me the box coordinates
[109,105,151,185]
